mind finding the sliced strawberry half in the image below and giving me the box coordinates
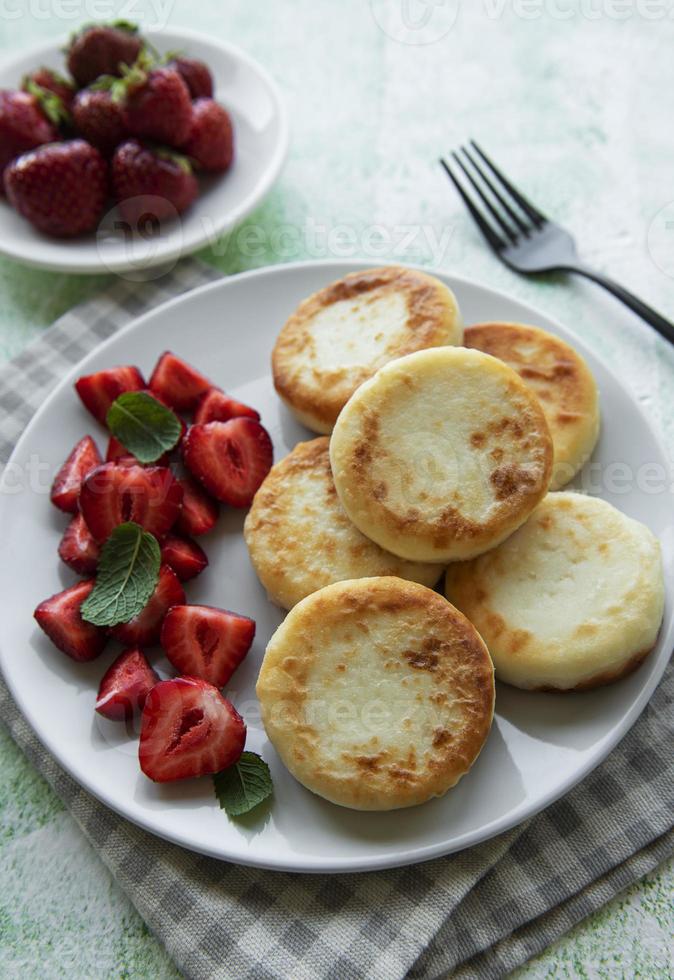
[139,676,246,782]
[194,387,260,425]
[95,648,159,721]
[50,435,102,513]
[161,605,254,688]
[182,419,273,508]
[149,351,212,412]
[174,474,219,537]
[160,534,208,581]
[34,579,107,662]
[75,365,146,424]
[58,513,100,574]
[109,564,185,647]
[79,462,183,543]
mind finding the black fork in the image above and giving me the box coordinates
[441,142,674,345]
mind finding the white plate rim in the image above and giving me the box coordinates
[0,258,672,873]
[0,28,289,275]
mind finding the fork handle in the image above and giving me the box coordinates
[562,264,674,346]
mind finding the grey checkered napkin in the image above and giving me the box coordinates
[0,258,672,980]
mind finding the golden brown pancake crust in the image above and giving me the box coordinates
[272,266,462,432]
[464,322,599,489]
[256,577,495,810]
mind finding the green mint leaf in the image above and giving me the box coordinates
[213,752,273,818]
[81,522,160,627]
[106,391,181,464]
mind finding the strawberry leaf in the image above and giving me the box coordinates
[213,752,273,818]
[81,522,160,627]
[106,391,181,463]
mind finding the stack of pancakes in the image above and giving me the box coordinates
[246,266,664,811]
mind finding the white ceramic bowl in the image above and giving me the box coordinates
[0,28,288,274]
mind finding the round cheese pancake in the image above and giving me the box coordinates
[244,438,442,609]
[464,322,600,490]
[330,346,554,563]
[272,265,462,433]
[445,492,664,692]
[256,577,495,810]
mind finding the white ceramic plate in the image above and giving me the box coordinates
[0,29,288,274]
[0,260,672,873]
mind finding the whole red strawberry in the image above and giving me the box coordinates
[168,57,213,99]
[123,66,193,147]
[23,68,75,109]
[111,139,198,225]
[67,22,142,87]
[4,140,108,237]
[182,99,234,173]
[0,90,57,185]
[72,88,128,156]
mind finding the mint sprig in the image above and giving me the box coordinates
[213,752,273,818]
[81,522,160,627]
[106,391,181,464]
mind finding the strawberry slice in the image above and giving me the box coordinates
[75,365,145,424]
[160,533,208,581]
[58,513,100,574]
[109,564,185,647]
[79,462,183,543]
[182,419,273,508]
[50,435,102,513]
[194,388,261,425]
[174,474,219,537]
[149,351,212,412]
[34,579,107,662]
[95,648,159,721]
[160,605,255,687]
[139,676,246,782]
[105,435,170,467]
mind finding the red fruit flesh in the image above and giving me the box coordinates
[182,419,273,507]
[109,564,185,647]
[174,475,218,537]
[111,139,198,225]
[125,68,192,146]
[139,676,246,782]
[79,462,183,543]
[149,351,212,412]
[34,579,107,662]
[105,435,169,467]
[0,90,58,183]
[50,435,102,513]
[161,605,254,688]
[72,89,128,156]
[182,99,234,173]
[160,533,208,581]
[194,388,260,425]
[75,365,145,424]
[168,57,213,99]
[95,648,159,720]
[58,513,100,574]
[4,140,108,238]
[67,24,142,88]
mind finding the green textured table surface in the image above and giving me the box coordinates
[1,2,673,977]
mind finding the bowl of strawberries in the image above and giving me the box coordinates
[0,22,288,274]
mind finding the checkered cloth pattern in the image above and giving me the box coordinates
[0,258,671,980]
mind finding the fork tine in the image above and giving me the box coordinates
[470,141,546,228]
[451,150,518,244]
[439,158,505,253]
[460,145,532,236]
